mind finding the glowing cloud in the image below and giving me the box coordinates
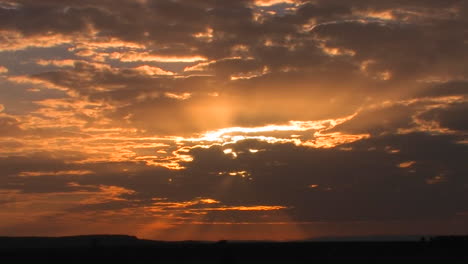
[18,170,94,177]
[109,51,207,63]
[0,30,74,51]
[193,27,214,42]
[201,205,287,211]
[0,66,8,74]
[134,65,175,76]
[398,161,416,168]
[164,92,192,100]
[36,59,76,67]
[253,0,299,7]
[179,114,366,148]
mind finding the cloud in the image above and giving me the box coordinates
[0,131,466,238]
[0,115,22,136]
[109,52,207,63]
[18,170,94,177]
[0,30,77,51]
[36,59,76,67]
[419,102,468,132]
[133,65,175,76]
[253,0,300,7]
[184,133,468,222]
[419,81,468,98]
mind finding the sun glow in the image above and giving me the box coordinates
[175,113,367,149]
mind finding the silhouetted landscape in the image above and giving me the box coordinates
[1,235,468,263]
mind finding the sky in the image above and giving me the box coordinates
[0,0,467,241]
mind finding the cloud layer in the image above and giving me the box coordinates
[0,0,467,240]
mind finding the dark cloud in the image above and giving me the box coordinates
[296,2,352,21]
[182,134,468,222]
[0,132,466,232]
[419,102,468,132]
[331,104,416,135]
[419,81,468,98]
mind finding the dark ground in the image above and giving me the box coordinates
[1,235,468,263]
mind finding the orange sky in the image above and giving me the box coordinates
[0,0,467,240]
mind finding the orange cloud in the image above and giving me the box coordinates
[303,131,370,148]
[253,0,299,7]
[18,170,94,177]
[8,76,68,91]
[192,27,214,42]
[79,185,136,204]
[398,161,416,168]
[179,114,366,148]
[109,51,207,63]
[201,205,287,211]
[0,30,75,51]
[164,92,192,100]
[36,59,77,67]
[0,66,8,74]
[0,184,135,220]
[134,65,175,76]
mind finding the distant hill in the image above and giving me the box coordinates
[2,234,468,248]
[1,235,468,263]
[0,235,145,248]
[307,235,425,242]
